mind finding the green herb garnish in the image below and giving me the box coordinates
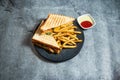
[45,32,51,35]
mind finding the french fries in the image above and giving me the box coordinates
[52,22,82,49]
[41,21,82,50]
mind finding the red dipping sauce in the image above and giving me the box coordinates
[80,21,93,28]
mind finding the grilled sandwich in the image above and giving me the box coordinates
[32,34,61,53]
[40,14,75,31]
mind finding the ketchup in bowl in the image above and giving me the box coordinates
[77,14,96,29]
[80,21,93,28]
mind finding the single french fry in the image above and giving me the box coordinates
[48,47,54,53]
[63,45,76,48]
[74,39,82,42]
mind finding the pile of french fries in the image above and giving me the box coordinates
[52,22,82,49]
[40,21,82,53]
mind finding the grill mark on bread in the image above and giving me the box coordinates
[53,14,56,25]
[57,15,61,26]
[55,15,59,26]
[47,16,52,28]
[54,14,59,27]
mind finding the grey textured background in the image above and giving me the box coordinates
[0,0,120,80]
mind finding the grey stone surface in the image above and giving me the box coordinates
[0,0,120,80]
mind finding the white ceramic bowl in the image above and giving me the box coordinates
[77,14,96,29]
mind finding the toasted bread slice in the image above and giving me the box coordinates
[32,34,60,50]
[40,14,75,31]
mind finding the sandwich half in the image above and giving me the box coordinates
[32,34,61,53]
[40,14,75,31]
